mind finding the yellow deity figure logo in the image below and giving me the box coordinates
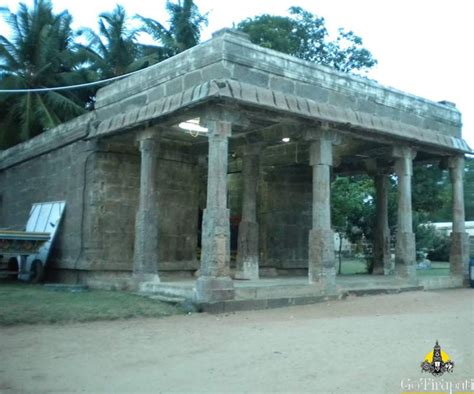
[420,341,455,377]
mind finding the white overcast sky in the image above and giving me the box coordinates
[1,0,473,148]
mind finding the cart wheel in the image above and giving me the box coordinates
[30,260,44,284]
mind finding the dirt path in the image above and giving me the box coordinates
[1,289,473,393]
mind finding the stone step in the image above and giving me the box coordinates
[139,282,196,300]
[200,286,427,314]
[235,284,319,300]
[200,294,341,314]
[142,294,187,304]
[418,275,465,290]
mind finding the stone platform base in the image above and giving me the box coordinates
[47,269,467,314]
[136,274,466,313]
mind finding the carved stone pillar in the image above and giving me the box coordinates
[373,173,393,275]
[236,144,262,280]
[308,132,336,293]
[133,132,160,283]
[448,155,469,277]
[196,120,235,302]
[393,146,417,281]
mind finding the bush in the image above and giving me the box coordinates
[427,235,451,262]
[365,254,374,274]
[415,221,451,262]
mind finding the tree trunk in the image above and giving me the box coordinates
[338,231,343,275]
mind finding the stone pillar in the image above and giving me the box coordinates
[196,120,235,302]
[373,173,393,275]
[236,144,262,280]
[133,133,160,283]
[308,136,336,292]
[393,146,417,280]
[448,155,469,277]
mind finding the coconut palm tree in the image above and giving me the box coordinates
[77,5,149,79]
[137,0,208,61]
[0,0,89,147]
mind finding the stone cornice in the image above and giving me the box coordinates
[92,79,472,154]
[0,113,94,170]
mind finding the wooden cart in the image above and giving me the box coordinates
[0,231,50,282]
[0,201,65,282]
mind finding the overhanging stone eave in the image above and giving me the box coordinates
[90,80,222,140]
[92,79,472,155]
[93,29,461,128]
[0,112,95,171]
[217,31,461,120]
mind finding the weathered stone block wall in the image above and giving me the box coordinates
[80,141,200,272]
[259,164,312,269]
[228,172,243,218]
[156,146,200,270]
[0,139,93,269]
[0,123,200,276]
[79,148,139,272]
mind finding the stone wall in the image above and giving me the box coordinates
[259,164,312,270]
[227,146,314,272]
[72,140,200,274]
[0,129,200,277]
[0,138,93,270]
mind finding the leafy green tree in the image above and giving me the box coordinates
[77,5,148,78]
[237,7,377,74]
[412,163,451,221]
[0,0,88,147]
[137,0,208,62]
[331,175,375,273]
[463,156,474,220]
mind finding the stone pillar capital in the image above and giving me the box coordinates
[303,126,343,145]
[447,154,465,169]
[392,146,417,160]
[394,147,417,177]
[204,120,232,139]
[201,107,250,131]
[136,127,162,143]
[309,138,333,166]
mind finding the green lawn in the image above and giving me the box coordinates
[416,262,450,276]
[0,280,183,326]
[338,258,368,275]
[337,259,451,276]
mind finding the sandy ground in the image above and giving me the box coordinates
[0,289,473,393]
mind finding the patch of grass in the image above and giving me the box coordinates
[338,259,452,276]
[339,259,368,275]
[0,281,184,326]
[416,262,450,277]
